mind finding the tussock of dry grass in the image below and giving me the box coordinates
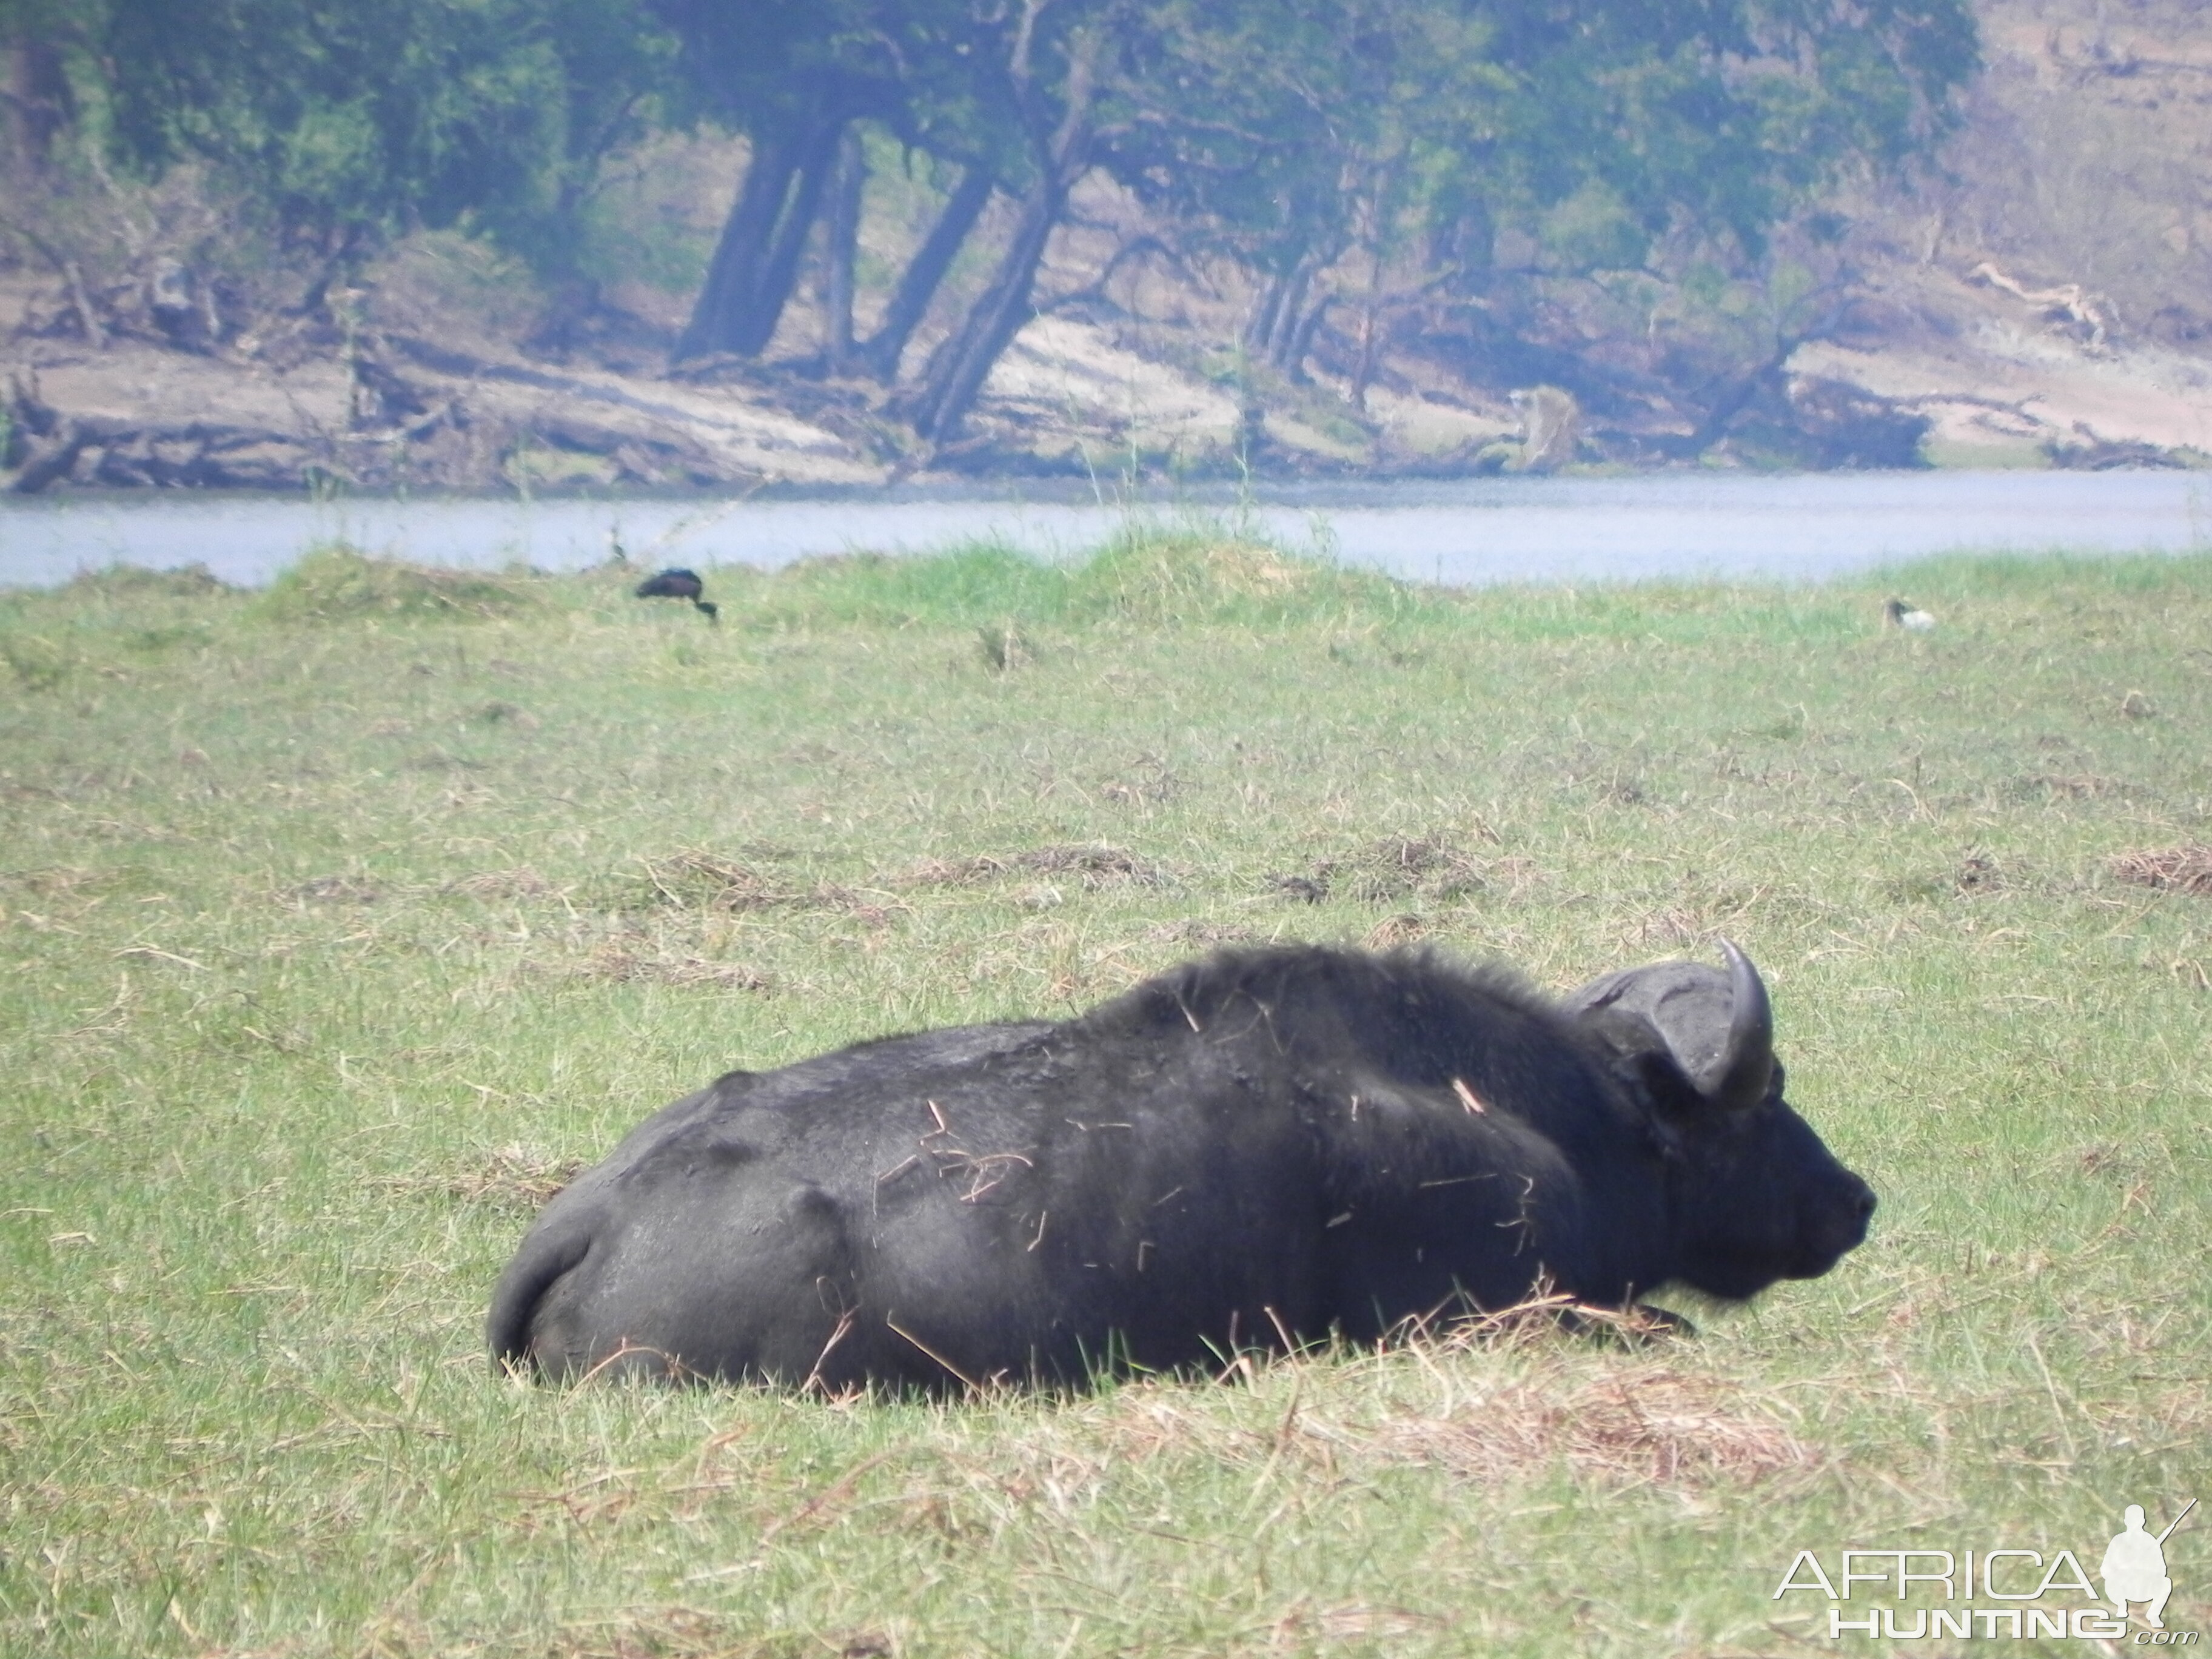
[1141,918,1258,947]
[290,874,381,904]
[2111,843,2212,894]
[563,945,772,990]
[445,865,557,899]
[1063,1304,1809,1492]
[378,1145,587,1210]
[631,850,888,919]
[1275,835,1526,907]
[636,850,794,910]
[1321,835,1493,903]
[900,842,1166,889]
[1363,913,1433,948]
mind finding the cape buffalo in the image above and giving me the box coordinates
[489,941,1872,1390]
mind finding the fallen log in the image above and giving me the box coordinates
[6,400,317,493]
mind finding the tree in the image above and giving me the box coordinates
[887,0,1974,451]
[89,0,669,267]
[656,0,945,361]
[901,0,1104,444]
[0,0,76,180]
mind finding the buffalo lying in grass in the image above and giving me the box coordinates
[489,942,1872,1390]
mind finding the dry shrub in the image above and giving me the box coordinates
[902,843,1165,890]
[2111,844,2212,896]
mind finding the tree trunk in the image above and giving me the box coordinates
[1284,291,1332,382]
[902,12,1097,446]
[1242,248,1333,379]
[677,127,803,361]
[1250,249,1329,379]
[675,111,843,363]
[3,36,71,178]
[859,163,994,384]
[820,129,865,374]
[740,117,840,354]
[1242,264,1292,363]
[903,168,1073,445]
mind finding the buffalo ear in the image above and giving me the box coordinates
[1624,1045,1708,1122]
[1583,1007,1704,1121]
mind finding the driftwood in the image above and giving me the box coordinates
[1968,261,2114,349]
[3,354,748,493]
[6,371,315,492]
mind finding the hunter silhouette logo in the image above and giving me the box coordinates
[1776,1497,2198,1642]
[2105,1501,2194,1631]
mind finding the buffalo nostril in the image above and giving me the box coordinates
[1855,1186,1877,1221]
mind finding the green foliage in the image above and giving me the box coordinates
[256,545,541,622]
[83,0,673,264]
[62,563,234,600]
[569,127,743,295]
[689,532,1445,633]
[0,631,69,689]
[1539,179,1649,274]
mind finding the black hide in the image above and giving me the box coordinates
[489,944,1874,1389]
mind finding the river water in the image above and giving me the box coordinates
[1,470,2207,590]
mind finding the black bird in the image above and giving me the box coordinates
[634,567,717,622]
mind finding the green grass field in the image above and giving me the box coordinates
[2,534,2208,1657]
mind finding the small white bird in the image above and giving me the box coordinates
[1884,598,1936,631]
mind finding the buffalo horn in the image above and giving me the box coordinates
[1703,939,1774,1112]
